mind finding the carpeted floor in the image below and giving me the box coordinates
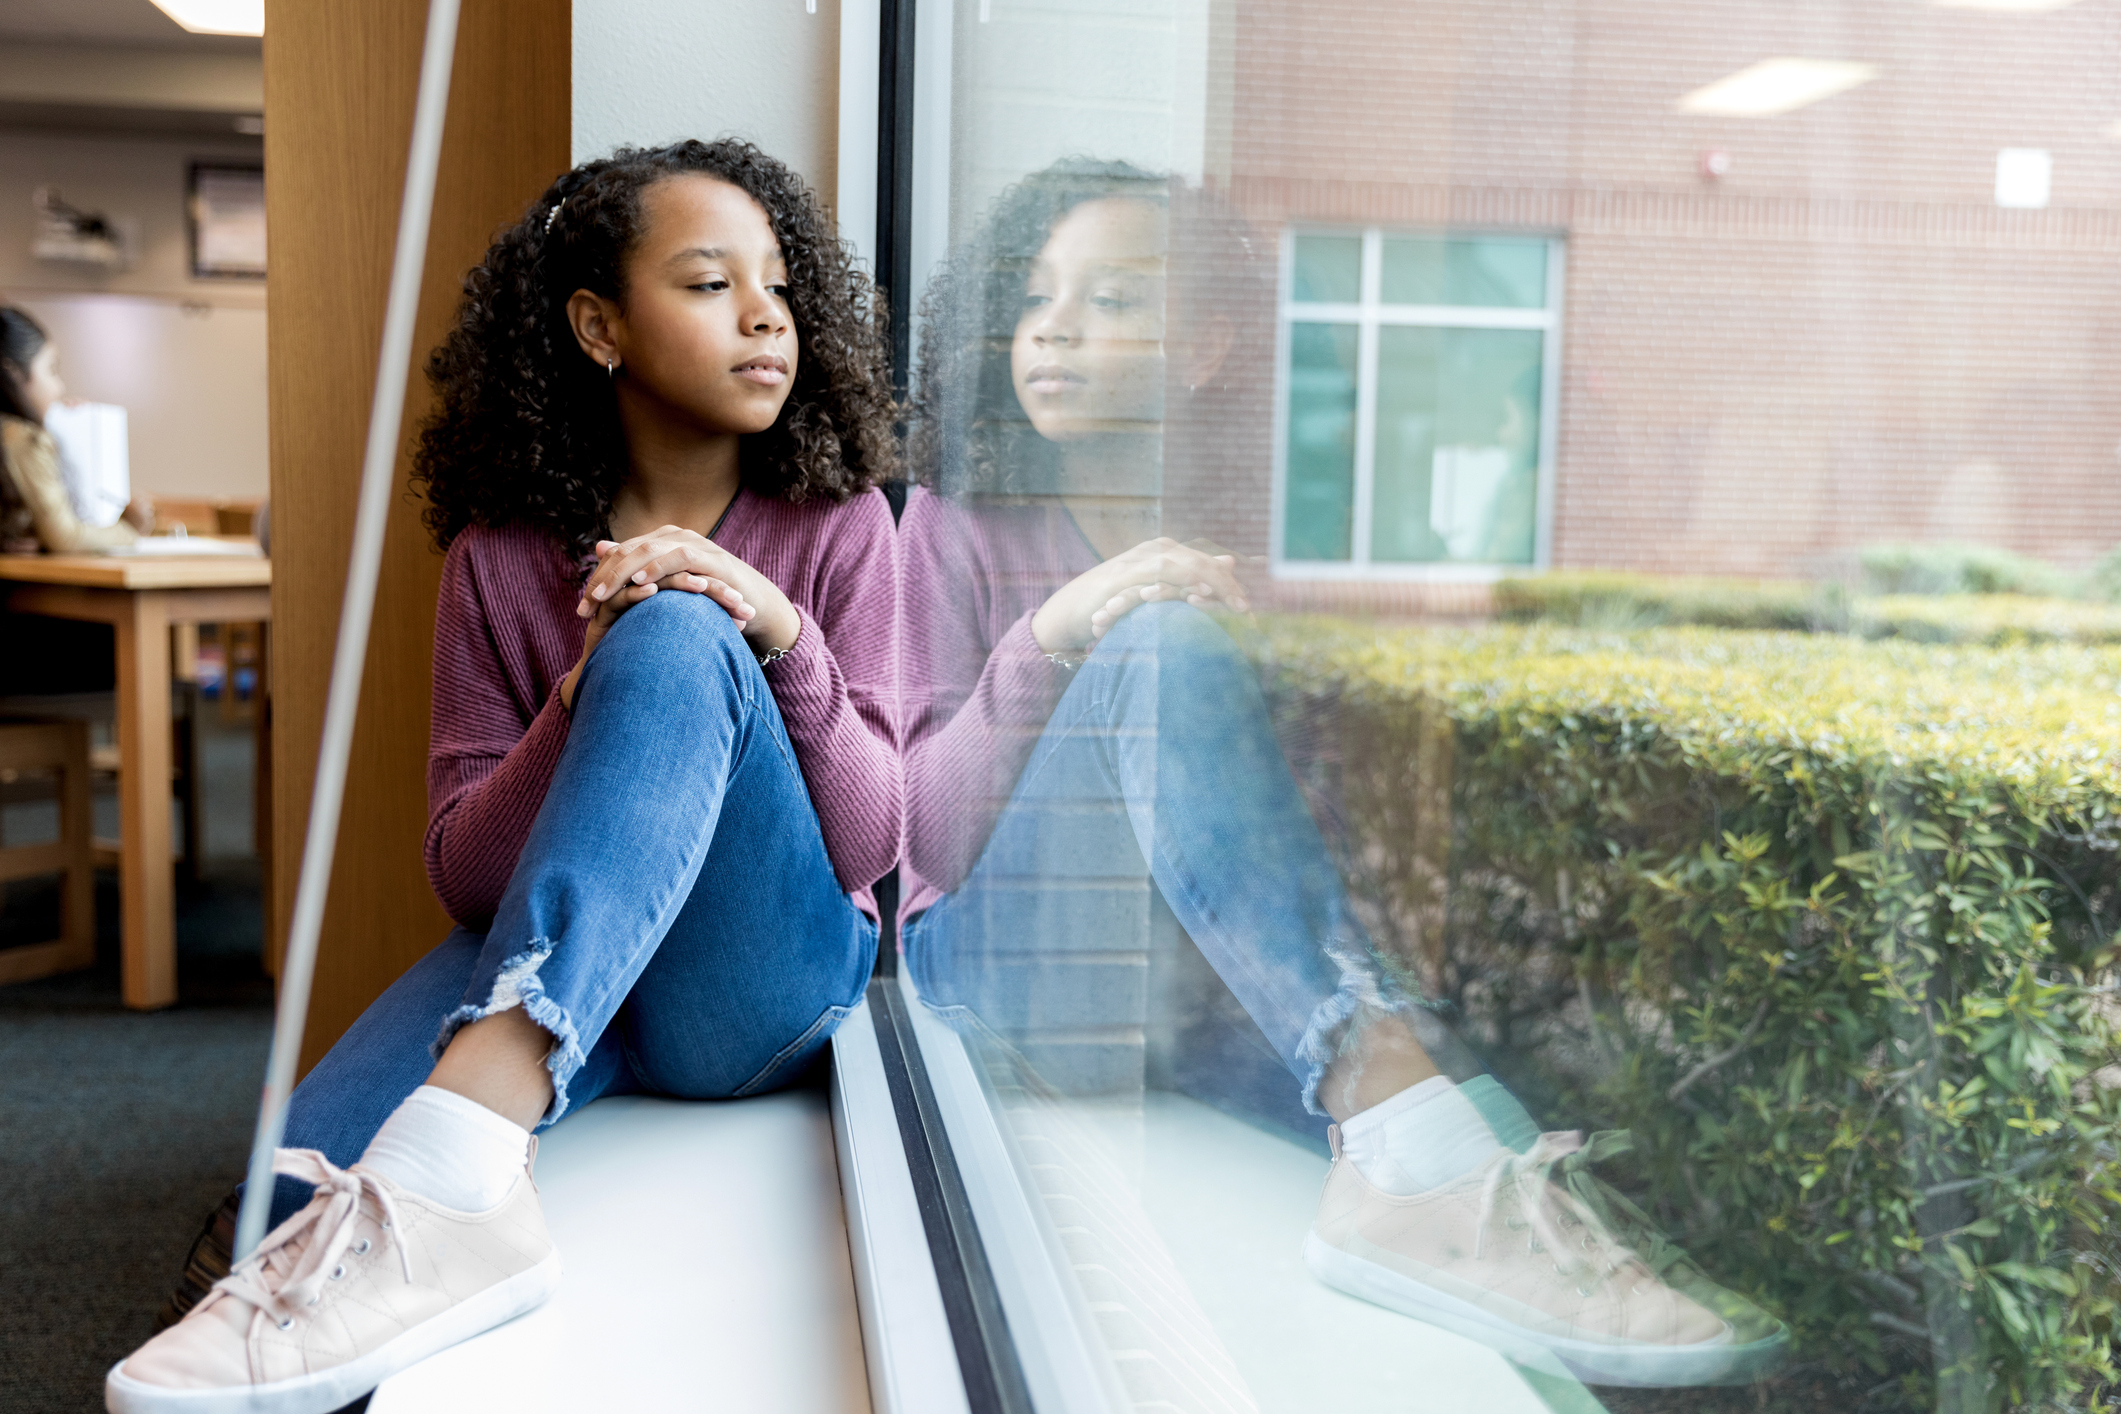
[1,709,273,1414]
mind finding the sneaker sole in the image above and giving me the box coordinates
[1304,1233,1781,1389]
[104,1251,563,1414]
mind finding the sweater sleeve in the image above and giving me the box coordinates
[422,545,575,929]
[901,496,1068,894]
[761,491,903,893]
[1,420,138,553]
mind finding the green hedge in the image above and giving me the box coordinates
[1496,571,2121,646]
[1245,619,2121,1411]
[1860,543,2081,600]
[1492,571,1837,633]
[1859,595,2121,647]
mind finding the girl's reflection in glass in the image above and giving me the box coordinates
[899,159,1780,1389]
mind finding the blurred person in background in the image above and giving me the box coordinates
[0,305,153,554]
[0,306,155,696]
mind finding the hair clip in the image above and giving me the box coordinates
[544,198,566,234]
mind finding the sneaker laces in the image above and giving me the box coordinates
[210,1149,412,1323]
[1471,1130,1639,1284]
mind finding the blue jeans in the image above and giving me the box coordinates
[905,601,1398,1116]
[273,591,877,1224]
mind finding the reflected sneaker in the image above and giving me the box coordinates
[107,1148,560,1414]
[1306,1128,1782,1388]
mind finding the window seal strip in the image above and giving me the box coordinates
[831,997,975,1414]
[862,976,1039,1414]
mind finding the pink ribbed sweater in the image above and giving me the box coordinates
[899,486,1099,919]
[423,487,901,929]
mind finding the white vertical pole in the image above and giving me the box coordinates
[234,0,463,1261]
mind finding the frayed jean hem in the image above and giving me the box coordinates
[431,939,590,1127]
[1291,935,1422,1117]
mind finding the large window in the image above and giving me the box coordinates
[862,1,2121,1411]
[1278,229,1560,576]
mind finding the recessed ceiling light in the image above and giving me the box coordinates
[1995,148,2052,208]
[148,0,263,36]
[1933,0,2082,10]
[1678,58,1878,118]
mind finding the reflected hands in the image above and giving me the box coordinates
[1030,537,1250,656]
[559,524,799,709]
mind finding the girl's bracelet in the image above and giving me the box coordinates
[756,644,788,666]
[1044,648,1087,671]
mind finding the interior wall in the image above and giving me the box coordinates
[11,295,266,501]
[572,0,840,206]
[0,128,264,302]
[267,0,571,1073]
[0,129,268,499]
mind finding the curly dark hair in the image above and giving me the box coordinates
[0,306,50,423]
[907,158,1170,498]
[413,139,900,555]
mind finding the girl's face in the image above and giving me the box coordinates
[5,342,64,424]
[594,175,799,436]
[1011,197,1168,442]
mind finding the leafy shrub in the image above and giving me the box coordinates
[1493,571,1844,633]
[2086,549,2121,607]
[1857,596,2121,648]
[1498,572,2121,647]
[1861,543,2080,600]
[1245,619,2121,1411]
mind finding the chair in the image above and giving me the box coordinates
[0,719,96,985]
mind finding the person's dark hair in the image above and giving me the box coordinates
[908,158,1170,496]
[0,306,51,423]
[412,139,900,556]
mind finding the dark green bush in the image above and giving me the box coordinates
[1493,571,1843,633]
[1246,619,2121,1412]
[1861,543,2079,599]
[1856,596,2121,648]
[1496,572,2121,647]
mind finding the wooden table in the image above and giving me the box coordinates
[1,548,271,1009]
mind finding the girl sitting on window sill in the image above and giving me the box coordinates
[109,138,902,1414]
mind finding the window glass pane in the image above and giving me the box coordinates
[1381,235,1547,308]
[901,0,2109,1408]
[1283,322,1359,560]
[1290,233,1361,303]
[1372,326,1541,564]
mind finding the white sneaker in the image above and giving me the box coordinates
[107,1148,560,1413]
[1306,1128,1786,1388]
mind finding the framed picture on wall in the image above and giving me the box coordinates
[188,162,266,279]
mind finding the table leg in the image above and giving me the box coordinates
[117,590,176,1009]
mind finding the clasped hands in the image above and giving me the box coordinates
[559,524,798,710]
[1030,536,1251,658]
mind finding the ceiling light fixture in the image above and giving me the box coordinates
[1995,148,2052,208]
[147,0,263,37]
[1678,58,1878,118]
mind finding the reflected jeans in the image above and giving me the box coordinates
[905,601,1397,1116]
[271,591,877,1225]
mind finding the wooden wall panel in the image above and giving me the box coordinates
[265,0,569,1073]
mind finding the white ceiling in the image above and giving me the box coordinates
[0,0,259,53]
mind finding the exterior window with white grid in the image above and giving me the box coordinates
[1274,228,1563,579]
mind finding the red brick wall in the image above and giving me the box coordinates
[1180,0,2121,584]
